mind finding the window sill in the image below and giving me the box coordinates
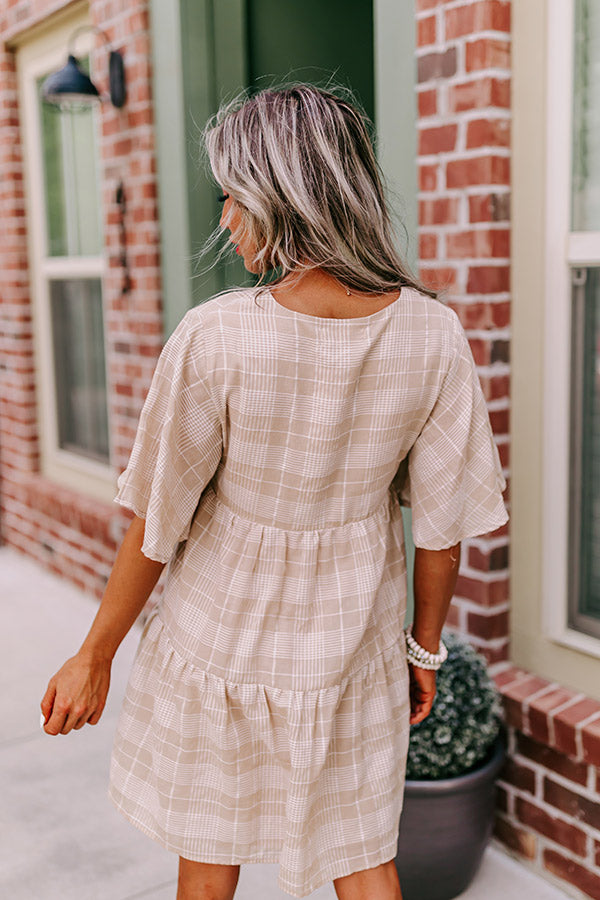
[43,447,116,505]
[548,627,600,662]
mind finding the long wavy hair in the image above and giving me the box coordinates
[198,81,437,301]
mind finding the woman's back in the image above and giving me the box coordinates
[206,284,453,530]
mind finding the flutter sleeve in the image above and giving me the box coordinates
[396,311,508,550]
[113,309,222,563]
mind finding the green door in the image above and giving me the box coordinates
[209,0,375,295]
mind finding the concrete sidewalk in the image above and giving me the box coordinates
[0,544,573,900]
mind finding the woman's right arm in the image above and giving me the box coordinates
[41,514,166,736]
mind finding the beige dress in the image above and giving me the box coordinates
[109,285,508,898]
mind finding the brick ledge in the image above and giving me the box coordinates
[10,471,124,547]
[494,666,600,766]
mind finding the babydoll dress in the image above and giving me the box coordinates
[109,285,508,898]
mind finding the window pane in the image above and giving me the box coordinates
[49,278,109,462]
[37,57,103,256]
[571,267,600,635]
[572,0,600,231]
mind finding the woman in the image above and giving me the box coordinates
[41,84,508,900]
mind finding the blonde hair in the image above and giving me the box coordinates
[198,81,436,300]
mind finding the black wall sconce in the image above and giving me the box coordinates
[41,23,126,109]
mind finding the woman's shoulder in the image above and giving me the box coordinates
[398,286,461,339]
[186,286,259,325]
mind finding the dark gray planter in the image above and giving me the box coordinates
[395,725,507,900]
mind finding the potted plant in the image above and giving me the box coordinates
[395,630,507,900]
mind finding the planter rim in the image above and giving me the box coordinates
[404,724,507,797]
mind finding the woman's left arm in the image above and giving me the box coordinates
[408,541,461,725]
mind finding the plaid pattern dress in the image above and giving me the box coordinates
[109,285,508,897]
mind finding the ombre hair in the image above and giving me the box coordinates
[198,81,437,300]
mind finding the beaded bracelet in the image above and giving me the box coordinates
[404,625,448,670]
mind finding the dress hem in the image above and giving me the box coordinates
[108,785,400,898]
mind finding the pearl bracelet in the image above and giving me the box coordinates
[404,626,448,670]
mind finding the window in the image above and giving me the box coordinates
[568,0,600,639]
[508,0,600,693]
[16,13,114,502]
[537,0,600,658]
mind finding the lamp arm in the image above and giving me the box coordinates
[67,24,112,56]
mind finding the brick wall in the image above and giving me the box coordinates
[0,0,164,600]
[416,0,511,666]
[415,5,600,897]
[495,668,600,900]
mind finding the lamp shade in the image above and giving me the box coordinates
[41,54,100,106]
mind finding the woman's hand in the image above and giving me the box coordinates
[41,651,111,736]
[408,663,436,725]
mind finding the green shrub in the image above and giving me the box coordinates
[406,630,504,780]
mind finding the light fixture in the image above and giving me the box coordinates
[41,24,126,109]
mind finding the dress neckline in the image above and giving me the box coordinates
[264,286,403,323]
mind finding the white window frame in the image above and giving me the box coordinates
[543,0,600,657]
[15,9,116,504]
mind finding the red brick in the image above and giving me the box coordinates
[554,702,600,758]
[516,733,588,787]
[127,107,154,128]
[503,675,553,704]
[467,608,509,641]
[419,232,438,260]
[494,666,530,689]
[419,163,439,191]
[418,14,437,46]
[468,543,509,572]
[467,265,510,293]
[417,0,442,8]
[491,300,511,327]
[544,848,600,900]
[498,757,536,794]
[445,1,511,40]
[466,38,511,72]
[446,156,510,188]
[526,692,561,743]
[450,300,494,329]
[482,637,507,664]
[418,88,438,118]
[595,839,600,868]
[582,717,600,766]
[418,266,459,292]
[516,797,588,856]
[419,124,458,155]
[444,3,476,39]
[466,117,511,149]
[544,778,600,830]
[489,408,509,434]
[419,197,460,225]
[447,228,510,259]
[494,815,537,859]
[448,77,511,113]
